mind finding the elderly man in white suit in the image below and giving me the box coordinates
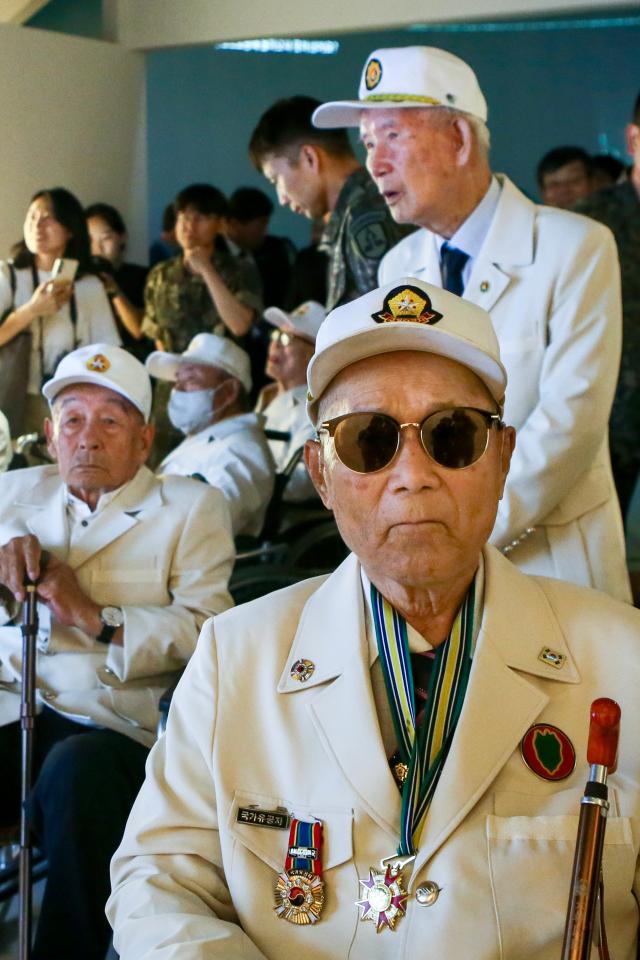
[109,280,640,960]
[0,343,234,960]
[313,46,630,602]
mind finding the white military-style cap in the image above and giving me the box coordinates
[307,278,506,423]
[146,333,252,394]
[264,300,327,344]
[312,46,487,129]
[42,343,152,421]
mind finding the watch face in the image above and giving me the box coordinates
[101,606,124,628]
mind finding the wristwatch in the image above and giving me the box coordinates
[96,606,124,645]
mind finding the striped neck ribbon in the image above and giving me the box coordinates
[285,818,323,877]
[371,580,475,856]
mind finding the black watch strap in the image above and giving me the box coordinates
[96,623,116,645]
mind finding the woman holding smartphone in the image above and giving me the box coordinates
[0,187,119,435]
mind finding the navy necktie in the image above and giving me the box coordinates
[440,241,469,297]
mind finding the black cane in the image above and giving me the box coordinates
[18,579,39,960]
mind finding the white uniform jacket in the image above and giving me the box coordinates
[109,548,640,958]
[379,176,629,601]
[0,409,11,472]
[0,464,234,744]
[263,384,318,502]
[158,412,275,538]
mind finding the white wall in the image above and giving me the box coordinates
[110,0,640,49]
[0,23,147,262]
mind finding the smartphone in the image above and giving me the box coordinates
[51,258,79,284]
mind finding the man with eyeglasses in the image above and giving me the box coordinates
[108,279,640,959]
[256,300,326,501]
[313,46,629,602]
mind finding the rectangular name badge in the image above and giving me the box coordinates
[236,806,290,830]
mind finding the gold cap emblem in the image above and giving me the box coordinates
[365,58,382,91]
[86,353,111,373]
[372,285,443,325]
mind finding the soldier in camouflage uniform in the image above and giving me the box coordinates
[575,92,640,517]
[249,96,408,311]
[143,184,263,462]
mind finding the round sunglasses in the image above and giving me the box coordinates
[318,407,504,473]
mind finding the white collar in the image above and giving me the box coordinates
[65,473,139,519]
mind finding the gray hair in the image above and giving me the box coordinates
[436,106,491,156]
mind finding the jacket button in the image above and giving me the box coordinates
[415,881,440,906]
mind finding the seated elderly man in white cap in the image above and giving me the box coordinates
[0,343,234,960]
[147,333,275,539]
[257,300,326,502]
[313,46,629,603]
[109,280,640,959]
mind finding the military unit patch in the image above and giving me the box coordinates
[354,220,388,260]
[520,723,576,781]
[371,285,443,326]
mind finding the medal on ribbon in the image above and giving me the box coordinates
[356,857,411,932]
[274,817,325,924]
[356,581,476,931]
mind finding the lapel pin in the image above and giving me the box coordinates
[290,658,315,682]
[538,646,566,669]
[480,280,490,293]
[521,723,576,781]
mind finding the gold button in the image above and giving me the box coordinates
[415,880,440,906]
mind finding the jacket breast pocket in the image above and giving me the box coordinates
[225,790,357,958]
[90,565,167,606]
[486,811,637,959]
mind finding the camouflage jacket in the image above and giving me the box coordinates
[320,167,412,311]
[576,180,640,465]
[142,246,263,353]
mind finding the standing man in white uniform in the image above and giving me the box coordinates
[148,334,275,538]
[108,280,640,959]
[313,46,629,601]
[258,300,326,502]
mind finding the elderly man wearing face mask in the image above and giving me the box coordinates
[147,334,275,538]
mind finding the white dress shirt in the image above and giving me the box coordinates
[434,176,501,288]
[158,412,275,537]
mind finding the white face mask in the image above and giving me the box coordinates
[168,387,220,435]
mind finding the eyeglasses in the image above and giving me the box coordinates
[318,407,504,474]
[270,329,300,347]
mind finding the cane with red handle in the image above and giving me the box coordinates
[561,698,621,960]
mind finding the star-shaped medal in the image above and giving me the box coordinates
[356,865,408,932]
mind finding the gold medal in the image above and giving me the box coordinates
[274,817,325,925]
[274,869,324,924]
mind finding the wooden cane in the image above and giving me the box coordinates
[561,698,621,960]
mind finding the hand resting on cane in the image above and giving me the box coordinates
[0,535,122,644]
